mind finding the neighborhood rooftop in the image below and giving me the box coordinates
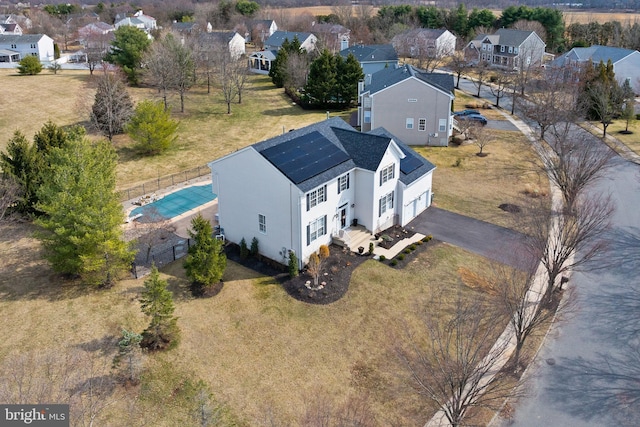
[252,117,435,191]
[365,64,455,95]
[340,44,398,62]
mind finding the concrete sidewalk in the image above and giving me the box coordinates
[425,107,565,427]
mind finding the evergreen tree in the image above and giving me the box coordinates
[17,56,42,75]
[183,214,226,296]
[105,26,151,85]
[336,53,364,107]
[139,266,180,350]
[91,71,133,141]
[126,100,179,155]
[0,131,37,214]
[35,138,134,286]
[304,48,337,107]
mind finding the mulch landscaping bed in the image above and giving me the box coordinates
[375,224,418,250]
[381,237,439,269]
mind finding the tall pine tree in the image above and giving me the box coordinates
[35,137,134,286]
[304,48,337,107]
[139,265,180,350]
[183,213,226,296]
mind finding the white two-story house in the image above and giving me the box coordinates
[464,28,546,71]
[0,34,54,62]
[208,117,435,268]
[358,64,455,147]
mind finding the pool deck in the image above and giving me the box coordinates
[122,175,219,239]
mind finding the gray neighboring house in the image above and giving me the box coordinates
[340,44,398,77]
[198,31,246,60]
[312,22,350,52]
[550,45,640,94]
[358,64,455,147]
[464,28,546,70]
[263,31,317,53]
[391,28,456,58]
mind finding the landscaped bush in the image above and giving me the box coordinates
[250,237,259,257]
[403,248,411,254]
[368,242,374,255]
[422,235,433,243]
[410,244,417,251]
[397,254,405,260]
[288,251,298,278]
[239,238,249,260]
[319,244,330,259]
[379,255,386,262]
[390,259,398,266]
[416,240,423,245]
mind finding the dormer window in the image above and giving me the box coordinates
[501,45,505,52]
[380,164,395,186]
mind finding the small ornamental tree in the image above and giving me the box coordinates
[112,328,143,384]
[288,251,299,278]
[183,213,226,296]
[17,56,43,75]
[126,100,178,155]
[250,237,259,258]
[239,237,249,260]
[139,266,180,351]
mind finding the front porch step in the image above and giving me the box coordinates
[332,226,378,253]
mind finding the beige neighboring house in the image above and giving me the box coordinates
[358,64,455,147]
[392,28,456,58]
[198,31,245,59]
[464,28,546,70]
[0,33,54,62]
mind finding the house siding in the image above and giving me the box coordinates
[613,53,640,94]
[372,149,401,233]
[399,171,433,226]
[210,148,299,266]
[369,78,452,146]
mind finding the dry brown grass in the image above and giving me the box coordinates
[590,119,640,156]
[0,219,494,425]
[414,94,548,228]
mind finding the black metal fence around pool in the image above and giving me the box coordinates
[131,238,192,279]
[118,164,211,202]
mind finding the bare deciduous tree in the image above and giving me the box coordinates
[471,60,490,98]
[535,131,615,210]
[130,206,177,263]
[489,71,512,108]
[300,392,375,427]
[523,195,613,303]
[90,69,134,141]
[395,295,513,427]
[449,50,470,89]
[469,123,495,156]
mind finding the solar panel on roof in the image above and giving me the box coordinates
[260,131,350,184]
[400,155,423,175]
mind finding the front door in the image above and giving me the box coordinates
[340,205,348,228]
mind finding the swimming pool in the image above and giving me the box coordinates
[130,184,217,221]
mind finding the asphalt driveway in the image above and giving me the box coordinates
[408,206,531,270]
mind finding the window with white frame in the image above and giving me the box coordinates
[364,110,371,123]
[307,215,327,245]
[378,191,394,216]
[439,119,446,132]
[508,46,513,53]
[258,214,266,233]
[501,45,505,52]
[406,118,414,129]
[306,185,326,211]
[482,44,486,51]
[337,173,350,193]
[380,164,395,186]
[418,118,427,131]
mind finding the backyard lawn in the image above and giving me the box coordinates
[0,66,548,425]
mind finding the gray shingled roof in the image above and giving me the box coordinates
[367,128,436,185]
[494,28,538,47]
[553,45,637,68]
[264,31,313,49]
[365,64,454,96]
[199,31,237,44]
[339,44,398,62]
[252,117,435,191]
[0,34,47,44]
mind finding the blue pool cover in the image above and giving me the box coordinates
[130,184,217,221]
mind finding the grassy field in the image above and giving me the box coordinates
[283,5,640,25]
[591,119,640,156]
[0,63,547,425]
[0,216,501,425]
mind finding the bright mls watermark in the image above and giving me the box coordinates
[1,405,68,426]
